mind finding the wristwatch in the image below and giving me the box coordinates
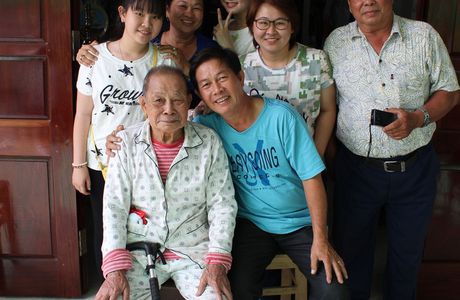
[417,106,431,127]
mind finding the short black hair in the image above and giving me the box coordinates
[246,0,299,49]
[142,65,189,95]
[189,47,242,90]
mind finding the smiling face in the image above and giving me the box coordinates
[348,0,393,30]
[195,58,245,117]
[166,0,204,35]
[140,72,191,142]
[119,5,163,45]
[251,3,293,55]
[221,0,251,16]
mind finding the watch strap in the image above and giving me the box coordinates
[417,106,431,127]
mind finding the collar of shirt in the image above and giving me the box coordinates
[349,14,403,42]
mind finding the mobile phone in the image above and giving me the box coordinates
[370,109,397,127]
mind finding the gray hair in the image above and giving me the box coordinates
[142,65,189,95]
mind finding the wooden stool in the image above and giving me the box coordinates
[159,279,185,300]
[262,254,308,300]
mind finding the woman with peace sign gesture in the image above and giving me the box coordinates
[213,0,254,56]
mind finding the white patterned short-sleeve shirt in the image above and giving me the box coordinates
[241,43,334,135]
[324,15,459,158]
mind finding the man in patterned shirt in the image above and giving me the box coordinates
[324,1,459,299]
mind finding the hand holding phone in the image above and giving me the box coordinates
[370,109,397,127]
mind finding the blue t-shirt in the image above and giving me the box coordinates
[196,98,325,234]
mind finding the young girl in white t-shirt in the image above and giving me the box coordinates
[72,0,171,278]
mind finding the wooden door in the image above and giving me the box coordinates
[0,0,82,297]
[417,1,460,299]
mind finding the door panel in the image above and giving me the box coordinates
[0,160,52,256]
[418,0,460,299]
[0,0,41,39]
[0,60,46,118]
[0,0,81,297]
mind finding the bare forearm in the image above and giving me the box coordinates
[73,113,91,163]
[302,175,328,241]
[73,93,94,163]
[314,110,336,157]
[423,90,459,123]
[314,85,337,156]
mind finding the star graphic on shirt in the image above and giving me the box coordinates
[118,64,134,77]
[91,145,103,157]
[101,104,115,115]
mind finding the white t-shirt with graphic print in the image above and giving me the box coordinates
[76,42,173,170]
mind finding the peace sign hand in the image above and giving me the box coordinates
[213,8,235,51]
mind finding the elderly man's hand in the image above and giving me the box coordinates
[196,264,233,300]
[95,270,130,300]
[105,125,124,157]
[310,237,348,284]
[383,108,423,140]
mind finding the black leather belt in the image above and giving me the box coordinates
[364,151,418,172]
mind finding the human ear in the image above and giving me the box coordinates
[118,6,127,22]
[237,70,245,86]
[139,95,147,109]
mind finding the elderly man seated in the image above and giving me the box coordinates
[96,66,237,300]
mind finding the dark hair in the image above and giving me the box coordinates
[142,65,189,95]
[165,0,204,7]
[189,47,242,90]
[111,0,166,41]
[246,0,299,49]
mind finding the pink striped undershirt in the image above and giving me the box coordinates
[101,249,232,278]
[152,137,184,182]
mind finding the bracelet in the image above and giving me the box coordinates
[72,162,88,168]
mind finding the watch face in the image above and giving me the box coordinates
[424,113,431,126]
[417,107,430,127]
[421,108,430,127]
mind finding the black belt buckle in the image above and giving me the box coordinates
[383,160,405,172]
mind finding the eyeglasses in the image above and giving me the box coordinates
[254,18,290,30]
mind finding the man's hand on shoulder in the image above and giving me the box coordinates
[105,124,124,157]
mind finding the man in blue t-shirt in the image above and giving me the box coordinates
[190,48,349,300]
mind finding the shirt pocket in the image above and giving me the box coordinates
[392,57,429,106]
